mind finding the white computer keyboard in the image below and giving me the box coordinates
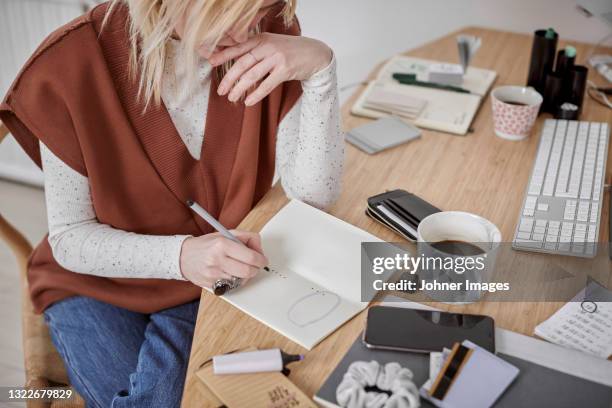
[512,119,609,258]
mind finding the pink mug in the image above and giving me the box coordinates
[491,86,543,141]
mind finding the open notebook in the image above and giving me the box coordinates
[221,200,384,350]
[352,55,497,135]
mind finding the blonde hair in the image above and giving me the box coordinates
[104,0,296,108]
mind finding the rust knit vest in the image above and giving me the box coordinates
[0,2,302,313]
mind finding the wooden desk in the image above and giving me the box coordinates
[182,27,612,406]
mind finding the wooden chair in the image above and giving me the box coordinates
[0,121,84,408]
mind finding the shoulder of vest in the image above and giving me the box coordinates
[6,12,97,93]
[27,9,97,64]
[5,4,115,99]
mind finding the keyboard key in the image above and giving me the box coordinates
[590,204,599,223]
[516,232,531,240]
[564,211,576,221]
[556,191,575,198]
[535,219,548,228]
[519,218,534,232]
[587,225,597,242]
[548,221,560,229]
[525,196,537,209]
[537,203,549,211]
[577,201,590,221]
[514,239,543,249]
[534,226,546,234]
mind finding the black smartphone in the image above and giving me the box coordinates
[363,306,495,353]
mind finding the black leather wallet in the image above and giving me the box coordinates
[366,189,441,241]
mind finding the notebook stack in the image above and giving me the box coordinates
[361,83,427,119]
[346,116,422,155]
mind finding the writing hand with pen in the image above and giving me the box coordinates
[179,231,268,293]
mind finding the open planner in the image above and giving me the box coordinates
[351,55,497,135]
[221,200,384,350]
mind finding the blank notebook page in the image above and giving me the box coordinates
[221,200,383,349]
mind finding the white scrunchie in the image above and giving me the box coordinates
[336,360,420,408]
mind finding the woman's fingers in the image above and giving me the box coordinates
[231,230,265,254]
[244,70,284,106]
[222,238,268,268]
[227,58,276,102]
[217,52,260,97]
[209,33,332,105]
[221,256,259,279]
[208,36,261,67]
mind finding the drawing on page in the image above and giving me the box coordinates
[260,267,343,328]
[287,290,342,328]
[263,267,342,328]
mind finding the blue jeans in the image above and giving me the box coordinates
[43,296,199,408]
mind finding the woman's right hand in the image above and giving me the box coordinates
[179,231,268,289]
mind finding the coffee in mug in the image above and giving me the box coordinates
[417,211,501,303]
[491,85,543,141]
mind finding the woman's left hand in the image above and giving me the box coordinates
[208,33,332,106]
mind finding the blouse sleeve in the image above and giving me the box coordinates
[40,143,190,280]
[275,54,344,209]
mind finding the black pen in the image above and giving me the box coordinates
[392,72,471,94]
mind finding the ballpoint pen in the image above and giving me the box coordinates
[186,199,268,295]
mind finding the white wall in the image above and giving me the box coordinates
[297,0,611,92]
[0,0,610,185]
[0,0,86,186]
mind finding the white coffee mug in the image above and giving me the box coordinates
[417,211,501,303]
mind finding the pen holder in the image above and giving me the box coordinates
[526,29,558,97]
[555,48,575,76]
[567,65,588,117]
[542,73,564,114]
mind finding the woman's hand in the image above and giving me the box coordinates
[179,230,268,289]
[208,33,332,106]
